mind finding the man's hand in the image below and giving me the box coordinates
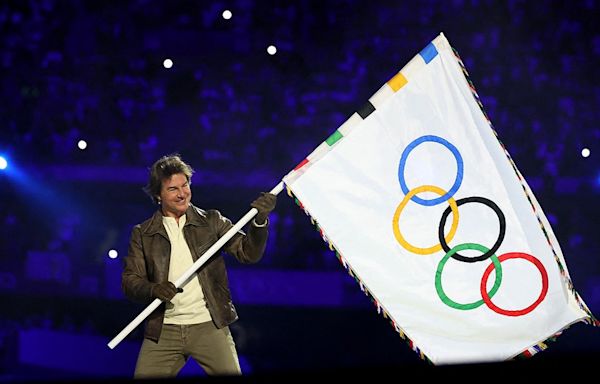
[251,192,277,225]
[152,281,183,302]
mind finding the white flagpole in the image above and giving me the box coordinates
[107,181,285,350]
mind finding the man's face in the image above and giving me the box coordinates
[159,173,191,218]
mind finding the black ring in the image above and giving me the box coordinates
[438,196,506,263]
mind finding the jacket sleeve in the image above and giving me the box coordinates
[211,210,268,264]
[122,225,155,303]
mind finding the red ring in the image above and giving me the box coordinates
[480,252,548,316]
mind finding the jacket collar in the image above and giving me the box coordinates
[184,204,209,227]
[142,204,208,236]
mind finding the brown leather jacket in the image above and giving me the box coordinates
[122,204,268,342]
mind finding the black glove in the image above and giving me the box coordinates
[251,192,277,224]
[152,281,183,302]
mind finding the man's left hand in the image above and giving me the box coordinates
[251,192,277,225]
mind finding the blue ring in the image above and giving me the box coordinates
[398,135,464,206]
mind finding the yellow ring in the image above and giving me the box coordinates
[392,185,459,255]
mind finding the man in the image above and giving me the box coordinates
[122,154,276,378]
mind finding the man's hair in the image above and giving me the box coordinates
[144,154,194,204]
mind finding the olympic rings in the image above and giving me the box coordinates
[480,252,548,316]
[392,185,459,255]
[397,135,464,206]
[438,196,506,263]
[435,243,502,310]
[391,134,549,317]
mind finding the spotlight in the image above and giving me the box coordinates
[163,58,173,69]
[267,45,277,55]
[222,10,232,20]
[0,156,6,170]
[581,148,590,158]
[108,249,118,259]
[78,140,88,150]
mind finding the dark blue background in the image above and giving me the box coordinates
[1,0,599,381]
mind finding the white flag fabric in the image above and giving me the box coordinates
[283,32,597,365]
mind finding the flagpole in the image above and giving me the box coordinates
[107,181,284,350]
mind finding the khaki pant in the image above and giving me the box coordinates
[134,322,241,378]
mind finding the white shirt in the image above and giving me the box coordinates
[162,215,212,324]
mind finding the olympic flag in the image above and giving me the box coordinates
[282,33,598,364]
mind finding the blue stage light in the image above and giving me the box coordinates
[0,156,7,170]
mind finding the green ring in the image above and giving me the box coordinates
[435,243,502,310]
